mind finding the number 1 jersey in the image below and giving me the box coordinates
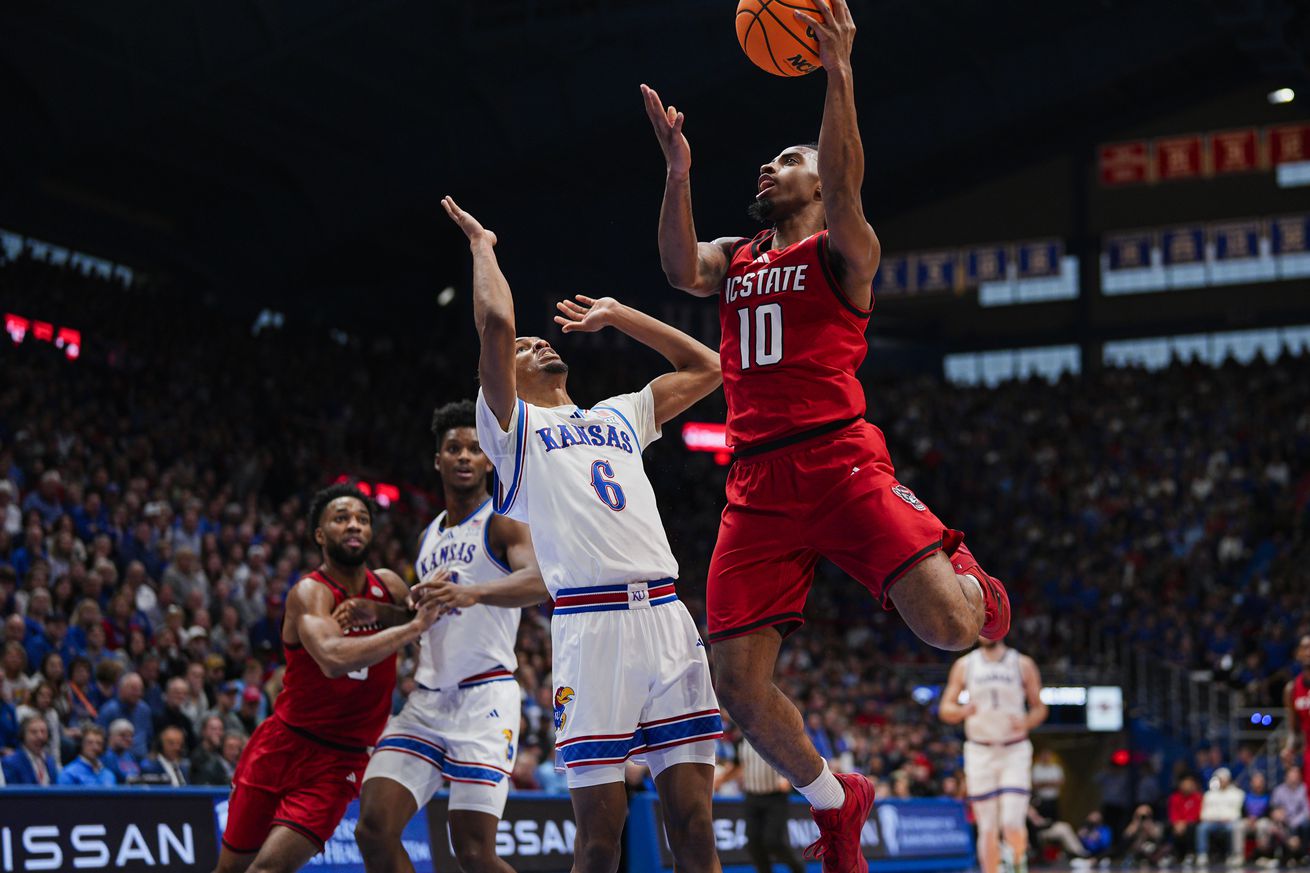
[720,229,871,449]
[475,385,678,598]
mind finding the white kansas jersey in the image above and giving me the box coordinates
[475,385,678,598]
[963,647,1027,744]
[414,497,520,690]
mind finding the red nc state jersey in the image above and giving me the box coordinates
[1294,673,1310,741]
[719,229,871,448]
[276,568,398,749]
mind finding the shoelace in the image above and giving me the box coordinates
[803,834,831,862]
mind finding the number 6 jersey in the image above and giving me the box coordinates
[475,385,679,597]
[720,228,871,450]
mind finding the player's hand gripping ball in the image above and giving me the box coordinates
[736,0,823,77]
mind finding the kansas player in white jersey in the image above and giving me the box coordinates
[940,638,1047,873]
[353,400,546,873]
[443,194,725,873]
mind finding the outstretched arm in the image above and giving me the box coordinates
[555,295,720,427]
[794,0,880,309]
[443,196,518,429]
[289,578,438,679]
[641,84,741,297]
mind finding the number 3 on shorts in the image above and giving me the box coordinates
[590,460,626,511]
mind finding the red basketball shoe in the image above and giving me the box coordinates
[804,773,875,873]
[951,542,1010,640]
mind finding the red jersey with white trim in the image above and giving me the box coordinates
[276,568,398,748]
[1293,673,1310,742]
[719,228,871,449]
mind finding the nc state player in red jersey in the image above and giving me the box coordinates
[1283,635,1310,802]
[643,1,1010,869]
[213,484,440,873]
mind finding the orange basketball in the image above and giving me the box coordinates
[735,0,823,77]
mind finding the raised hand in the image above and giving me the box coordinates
[640,84,692,180]
[793,0,855,72]
[442,195,497,247]
[554,295,621,334]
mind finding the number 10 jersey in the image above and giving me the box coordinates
[719,228,872,450]
[475,385,678,598]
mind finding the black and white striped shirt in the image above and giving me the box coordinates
[737,738,784,795]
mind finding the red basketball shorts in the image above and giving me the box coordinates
[221,715,369,854]
[706,419,962,643]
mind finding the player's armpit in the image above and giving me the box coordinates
[682,238,741,297]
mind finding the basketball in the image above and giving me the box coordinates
[736,0,823,77]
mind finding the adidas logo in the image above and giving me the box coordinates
[346,773,357,783]
[488,709,500,718]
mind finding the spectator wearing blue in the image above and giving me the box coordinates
[21,588,55,668]
[97,672,152,758]
[101,718,142,783]
[0,698,17,751]
[20,471,65,528]
[10,525,47,581]
[1077,810,1114,861]
[57,724,116,787]
[1,716,57,785]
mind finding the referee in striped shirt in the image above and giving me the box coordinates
[718,735,805,873]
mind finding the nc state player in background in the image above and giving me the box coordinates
[1283,634,1310,801]
[643,0,1010,869]
[212,484,440,873]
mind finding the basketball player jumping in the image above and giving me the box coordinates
[939,638,1048,873]
[442,193,725,873]
[643,0,1011,869]
[214,484,440,873]
[349,400,546,873]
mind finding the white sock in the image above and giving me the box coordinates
[798,761,846,811]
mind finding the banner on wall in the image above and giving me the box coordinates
[630,795,973,873]
[0,788,220,872]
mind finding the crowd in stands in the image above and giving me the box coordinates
[1,254,1308,814]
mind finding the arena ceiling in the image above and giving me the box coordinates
[1,0,1306,318]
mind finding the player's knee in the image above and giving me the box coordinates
[925,607,981,651]
[665,807,716,870]
[353,809,398,856]
[453,838,496,873]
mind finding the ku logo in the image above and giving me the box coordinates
[503,728,515,761]
[554,686,575,731]
[631,590,646,602]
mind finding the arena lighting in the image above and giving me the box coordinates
[333,475,402,508]
[1269,87,1296,105]
[1039,686,1088,706]
[681,422,732,466]
[5,312,81,361]
[1111,749,1131,767]
[437,286,457,307]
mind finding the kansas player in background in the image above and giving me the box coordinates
[642,0,1010,867]
[214,484,440,873]
[348,398,542,870]
[1283,634,1310,802]
[939,638,1047,873]
[442,193,725,873]
[346,400,545,873]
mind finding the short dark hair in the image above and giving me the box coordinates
[431,400,477,452]
[308,483,376,531]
